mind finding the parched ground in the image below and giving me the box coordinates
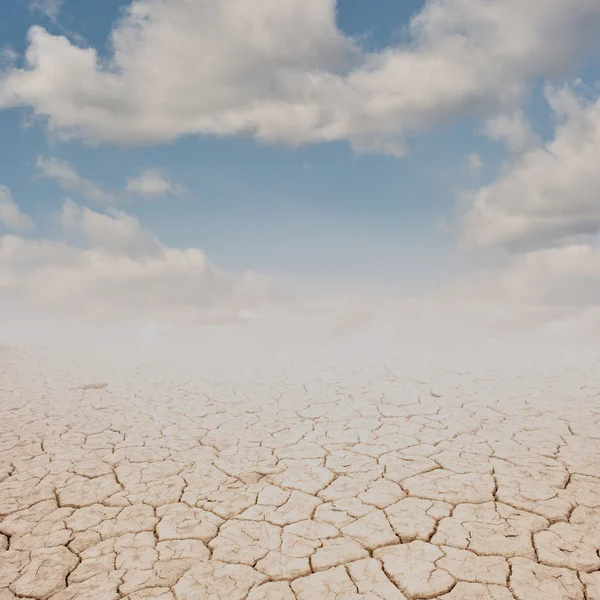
[1,343,600,600]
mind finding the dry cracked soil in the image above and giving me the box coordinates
[1,343,599,600]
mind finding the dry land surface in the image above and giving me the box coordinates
[1,343,599,599]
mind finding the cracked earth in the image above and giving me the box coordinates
[1,343,599,600]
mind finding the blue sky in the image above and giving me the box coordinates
[1,0,600,332]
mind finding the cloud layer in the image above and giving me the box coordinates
[2,0,600,153]
[0,194,271,325]
[462,87,600,253]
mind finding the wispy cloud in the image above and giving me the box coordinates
[0,185,34,232]
[36,156,117,204]
[36,157,187,204]
[29,0,64,21]
[126,169,187,200]
[482,111,539,155]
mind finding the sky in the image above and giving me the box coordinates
[1,0,600,346]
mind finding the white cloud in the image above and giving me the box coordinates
[461,86,600,253]
[36,156,116,204]
[29,0,63,21]
[60,198,162,257]
[482,110,539,154]
[0,185,34,232]
[431,243,600,339]
[499,245,600,308]
[1,0,599,153]
[0,200,271,324]
[452,86,600,334]
[0,47,18,68]
[2,195,600,345]
[38,157,186,203]
[126,169,186,199]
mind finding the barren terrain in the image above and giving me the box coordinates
[1,343,599,599]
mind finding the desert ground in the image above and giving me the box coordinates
[1,341,599,600]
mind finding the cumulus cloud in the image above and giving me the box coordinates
[462,86,600,253]
[126,169,186,199]
[0,200,271,324]
[1,0,599,153]
[448,85,600,335]
[36,156,116,204]
[0,185,34,232]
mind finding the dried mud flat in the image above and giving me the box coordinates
[1,343,599,600]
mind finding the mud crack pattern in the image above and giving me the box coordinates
[1,345,599,599]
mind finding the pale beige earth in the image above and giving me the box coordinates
[1,343,599,600]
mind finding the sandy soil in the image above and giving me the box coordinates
[1,343,599,599]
